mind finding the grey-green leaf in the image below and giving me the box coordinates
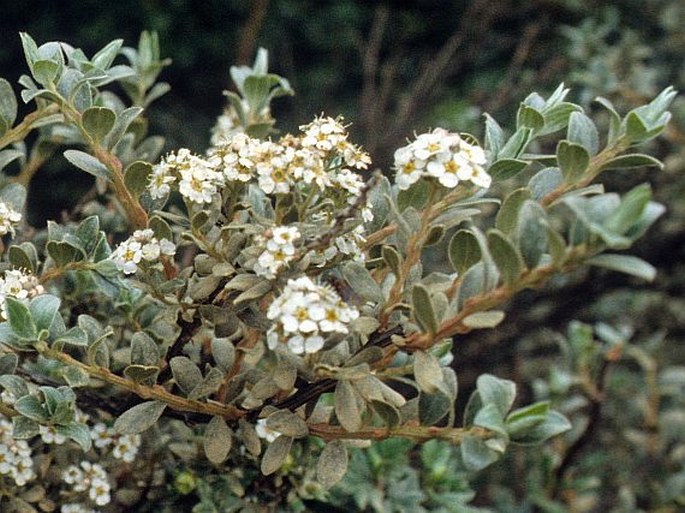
[317,441,348,489]
[170,356,203,395]
[63,150,112,181]
[114,400,166,435]
[412,285,438,335]
[204,416,233,465]
[448,229,481,276]
[587,254,656,281]
[260,434,293,476]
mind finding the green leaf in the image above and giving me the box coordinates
[528,167,562,201]
[342,262,383,304]
[46,240,86,266]
[412,285,438,335]
[495,188,531,234]
[188,367,224,400]
[87,337,110,368]
[587,254,656,281]
[335,380,364,432]
[414,350,443,394]
[260,434,293,476]
[505,401,549,437]
[448,229,481,275]
[14,394,48,422]
[476,374,516,417]
[0,149,23,173]
[510,410,571,445]
[487,158,529,181]
[568,111,599,155]
[56,423,92,451]
[557,141,590,182]
[92,39,123,69]
[0,353,18,375]
[55,326,89,347]
[382,245,402,276]
[204,416,233,465]
[265,410,309,439]
[317,440,348,489]
[594,96,621,144]
[63,150,112,181]
[516,200,547,269]
[600,153,663,171]
[517,104,545,132]
[418,389,451,425]
[461,435,500,471]
[8,243,37,274]
[170,356,203,395]
[82,106,116,142]
[499,127,532,159]
[124,161,153,198]
[233,280,272,306]
[473,403,507,436]
[29,294,61,332]
[604,184,651,235]
[462,311,505,329]
[33,59,60,85]
[211,338,235,372]
[540,101,581,135]
[484,113,504,159]
[0,375,29,398]
[12,416,39,439]
[123,365,160,384]
[60,365,90,387]
[114,400,166,435]
[0,78,18,127]
[5,297,37,340]
[0,182,27,211]
[398,179,429,211]
[487,229,523,287]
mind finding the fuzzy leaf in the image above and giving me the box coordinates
[448,229,481,275]
[477,374,516,417]
[114,400,166,435]
[342,262,383,304]
[266,410,309,439]
[487,229,523,287]
[414,350,443,394]
[557,140,590,182]
[587,254,656,281]
[82,106,116,142]
[170,356,203,395]
[317,440,348,489]
[204,416,233,465]
[462,311,505,329]
[260,435,293,476]
[334,380,363,432]
[412,284,438,335]
[63,150,111,181]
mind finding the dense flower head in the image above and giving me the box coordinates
[110,228,176,275]
[253,225,301,279]
[393,128,491,190]
[62,461,111,506]
[0,268,45,320]
[148,149,224,204]
[0,418,36,486]
[0,201,22,236]
[266,276,359,354]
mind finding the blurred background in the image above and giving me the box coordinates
[1,1,684,510]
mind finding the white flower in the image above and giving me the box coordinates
[0,201,22,236]
[112,434,141,463]
[90,423,114,449]
[255,419,281,443]
[266,276,359,355]
[110,230,176,274]
[253,226,301,279]
[89,477,111,506]
[393,145,425,190]
[62,465,84,485]
[40,424,67,445]
[148,162,176,200]
[11,456,35,486]
[178,163,223,204]
[300,115,347,152]
[0,269,45,320]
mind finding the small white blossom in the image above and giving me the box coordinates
[0,419,35,486]
[110,229,176,275]
[61,504,98,513]
[0,269,45,320]
[300,115,347,152]
[255,419,281,443]
[90,423,115,449]
[40,424,67,445]
[266,276,359,354]
[393,128,491,191]
[0,201,22,236]
[253,226,301,279]
[112,433,141,463]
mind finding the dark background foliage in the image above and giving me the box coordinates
[1,1,683,510]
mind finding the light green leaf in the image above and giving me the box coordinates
[557,140,590,182]
[342,262,383,304]
[462,311,505,329]
[418,389,451,426]
[473,403,507,436]
[56,423,92,451]
[63,150,112,181]
[604,184,651,235]
[114,400,166,435]
[509,410,571,445]
[600,153,663,171]
[487,229,523,287]
[266,410,309,439]
[568,111,599,155]
[477,374,516,417]
[334,380,364,432]
[448,229,481,276]
[587,254,656,281]
[14,394,48,422]
[414,350,443,394]
[124,161,153,197]
[516,200,547,269]
[487,158,529,181]
[412,285,438,335]
[505,401,549,437]
[5,297,37,340]
[495,188,531,234]
[82,106,116,142]
[0,78,18,127]
[461,435,500,471]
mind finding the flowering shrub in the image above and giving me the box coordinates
[0,32,677,512]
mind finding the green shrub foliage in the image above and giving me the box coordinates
[0,32,678,512]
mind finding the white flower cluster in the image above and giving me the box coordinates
[209,104,244,146]
[393,128,491,190]
[0,418,36,486]
[149,148,225,204]
[0,268,45,320]
[40,424,67,445]
[253,226,301,279]
[62,461,111,506]
[110,228,176,275]
[0,201,22,236]
[266,276,359,354]
[90,422,141,463]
